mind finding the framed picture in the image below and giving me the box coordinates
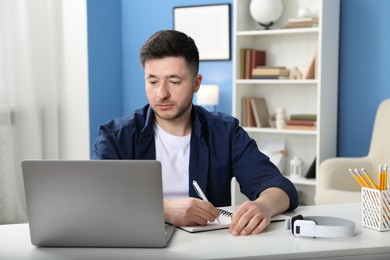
[173,4,231,61]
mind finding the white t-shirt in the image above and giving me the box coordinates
[154,122,190,200]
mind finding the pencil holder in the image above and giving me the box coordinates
[361,187,390,231]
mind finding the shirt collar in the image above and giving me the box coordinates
[140,104,204,138]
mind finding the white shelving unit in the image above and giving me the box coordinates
[231,0,340,205]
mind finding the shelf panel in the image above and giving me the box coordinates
[236,79,318,85]
[287,176,316,186]
[243,127,317,136]
[237,28,319,37]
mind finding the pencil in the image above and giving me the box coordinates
[354,169,370,188]
[361,168,377,189]
[348,168,364,187]
[378,164,383,191]
[384,164,388,190]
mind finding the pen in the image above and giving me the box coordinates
[192,180,221,223]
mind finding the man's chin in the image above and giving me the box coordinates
[154,111,179,120]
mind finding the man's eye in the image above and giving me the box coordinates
[148,81,157,85]
[170,81,181,85]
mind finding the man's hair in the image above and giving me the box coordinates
[140,30,199,76]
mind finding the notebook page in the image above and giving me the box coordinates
[177,206,288,233]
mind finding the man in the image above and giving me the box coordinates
[93,30,298,236]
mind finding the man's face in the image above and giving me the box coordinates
[144,57,201,122]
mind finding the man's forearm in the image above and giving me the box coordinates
[254,187,290,216]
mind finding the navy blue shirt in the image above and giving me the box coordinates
[92,105,298,210]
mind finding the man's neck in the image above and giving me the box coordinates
[155,112,192,136]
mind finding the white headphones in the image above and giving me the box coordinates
[285,214,356,238]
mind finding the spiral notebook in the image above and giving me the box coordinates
[178,206,288,233]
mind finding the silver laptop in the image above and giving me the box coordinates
[22,160,175,247]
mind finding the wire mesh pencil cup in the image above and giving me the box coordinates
[361,187,390,231]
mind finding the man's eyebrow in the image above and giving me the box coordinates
[146,74,183,79]
[167,74,183,79]
[146,74,157,79]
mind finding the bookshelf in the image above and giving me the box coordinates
[231,0,340,205]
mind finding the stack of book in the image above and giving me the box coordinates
[241,97,270,128]
[283,16,319,29]
[240,48,266,79]
[285,114,317,131]
[251,66,288,79]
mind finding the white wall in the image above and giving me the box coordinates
[59,0,90,159]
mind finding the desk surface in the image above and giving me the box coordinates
[1,203,390,260]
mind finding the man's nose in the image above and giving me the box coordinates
[157,82,170,99]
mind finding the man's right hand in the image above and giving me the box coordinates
[163,198,220,226]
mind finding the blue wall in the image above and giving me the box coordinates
[87,0,390,158]
[87,0,124,148]
[338,0,390,156]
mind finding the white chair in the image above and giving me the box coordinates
[315,99,390,204]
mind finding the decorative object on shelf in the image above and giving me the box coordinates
[196,84,219,112]
[290,156,303,179]
[303,51,317,79]
[249,0,284,30]
[275,107,286,129]
[289,67,302,80]
[298,7,312,18]
[305,158,316,179]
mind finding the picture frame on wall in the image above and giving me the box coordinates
[173,4,231,61]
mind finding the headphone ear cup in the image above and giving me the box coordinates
[291,214,303,235]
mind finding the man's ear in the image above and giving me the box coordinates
[194,74,202,93]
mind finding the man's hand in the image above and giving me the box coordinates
[164,198,220,226]
[229,187,290,236]
[228,200,271,236]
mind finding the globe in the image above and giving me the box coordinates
[249,0,284,29]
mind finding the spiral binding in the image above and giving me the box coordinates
[218,208,233,218]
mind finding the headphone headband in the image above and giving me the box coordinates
[285,215,355,238]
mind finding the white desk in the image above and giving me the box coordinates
[1,203,390,259]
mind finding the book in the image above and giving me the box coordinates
[250,50,266,77]
[250,97,270,127]
[282,21,319,29]
[239,48,250,79]
[286,119,317,126]
[241,97,252,127]
[241,97,247,127]
[244,49,252,79]
[243,49,266,79]
[288,16,319,23]
[251,75,286,79]
[177,206,288,233]
[284,124,316,131]
[245,97,256,127]
[252,66,288,76]
[290,114,317,121]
